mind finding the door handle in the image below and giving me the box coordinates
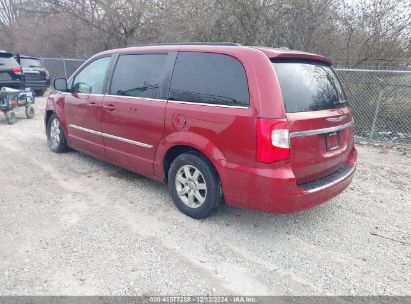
[104,104,116,111]
[89,102,98,109]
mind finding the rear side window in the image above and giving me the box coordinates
[272,59,346,113]
[110,53,168,99]
[20,58,43,68]
[169,52,249,106]
[0,54,19,67]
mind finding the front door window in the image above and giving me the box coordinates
[72,57,111,94]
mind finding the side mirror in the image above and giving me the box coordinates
[54,78,68,92]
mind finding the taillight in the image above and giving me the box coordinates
[11,67,22,75]
[45,70,50,78]
[256,118,290,163]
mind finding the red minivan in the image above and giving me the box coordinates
[46,43,357,219]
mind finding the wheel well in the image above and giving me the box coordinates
[163,145,215,182]
[45,110,54,128]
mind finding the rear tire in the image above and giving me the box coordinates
[5,110,17,125]
[25,105,35,119]
[168,152,222,219]
[47,113,68,153]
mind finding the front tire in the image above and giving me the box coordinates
[25,106,35,119]
[47,113,68,153]
[168,152,222,219]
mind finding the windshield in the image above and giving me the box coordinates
[20,58,43,68]
[271,59,347,113]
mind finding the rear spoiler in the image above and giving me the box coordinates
[255,47,332,65]
[272,53,332,65]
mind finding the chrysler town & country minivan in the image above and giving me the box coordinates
[46,43,357,218]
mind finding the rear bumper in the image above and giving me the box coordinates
[298,164,355,193]
[0,80,24,89]
[220,146,357,214]
[24,79,50,90]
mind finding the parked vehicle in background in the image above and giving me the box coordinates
[0,51,24,90]
[17,55,50,96]
[45,43,357,219]
[0,87,35,124]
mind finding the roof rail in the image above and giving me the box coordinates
[128,42,242,47]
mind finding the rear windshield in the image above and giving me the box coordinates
[0,54,19,67]
[20,58,43,68]
[271,59,347,113]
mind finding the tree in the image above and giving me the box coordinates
[2,0,410,68]
[335,0,411,67]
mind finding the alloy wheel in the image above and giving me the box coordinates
[175,164,207,208]
[49,118,61,149]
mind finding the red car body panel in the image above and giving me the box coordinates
[101,96,167,175]
[65,93,105,156]
[45,45,357,214]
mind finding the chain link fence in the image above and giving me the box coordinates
[40,58,411,144]
[40,57,85,81]
[336,68,411,143]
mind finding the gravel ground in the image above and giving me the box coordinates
[0,96,410,296]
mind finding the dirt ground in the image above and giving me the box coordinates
[0,96,410,296]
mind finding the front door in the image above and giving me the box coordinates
[101,52,171,175]
[64,56,112,156]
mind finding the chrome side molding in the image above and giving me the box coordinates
[326,115,346,122]
[290,120,353,138]
[167,99,249,109]
[69,124,153,148]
